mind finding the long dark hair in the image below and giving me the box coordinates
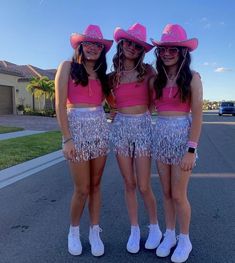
[110,40,147,88]
[70,45,110,96]
[154,47,192,102]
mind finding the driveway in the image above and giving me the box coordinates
[0,115,59,131]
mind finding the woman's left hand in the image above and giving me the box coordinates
[180,152,196,172]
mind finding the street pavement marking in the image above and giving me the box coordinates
[203,121,235,125]
[151,173,235,178]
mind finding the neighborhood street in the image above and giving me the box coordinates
[0,112,234,263]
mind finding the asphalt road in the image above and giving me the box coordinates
[0,112,234,263]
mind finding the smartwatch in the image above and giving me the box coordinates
[187,147,197,154]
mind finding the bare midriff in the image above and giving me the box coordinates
[157,111,189,116]
[117,105,149,114]
[66,103,101,108]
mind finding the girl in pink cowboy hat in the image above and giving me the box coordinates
[55,24,113,257]
[150,24,203,263]
[109,23,162,254]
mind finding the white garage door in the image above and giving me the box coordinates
[0,85,13,114]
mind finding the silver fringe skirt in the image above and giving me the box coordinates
[66,106,109,162]
[110,112,152,158]
[152,115,191,165]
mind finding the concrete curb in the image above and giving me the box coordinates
[0,150,65,189]
[0,130,45,140]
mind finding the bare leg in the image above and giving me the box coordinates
[157,161,176,230]
[69,161,90,226]
[116,155,138,225]
[89,156,107,225]
[171,165,191,234]
[135,156,157,224]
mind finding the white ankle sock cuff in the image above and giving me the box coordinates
[69,225,80,232]
[70,225,79,229]
[131,225,140,233]
[149,224,160,230]
[131,225,139,228]
[179,233,190,240]
[166,229,176,235]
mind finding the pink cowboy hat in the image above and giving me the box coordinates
[151,24,198,51]
[113,23,153,52]
[70,24,113,53]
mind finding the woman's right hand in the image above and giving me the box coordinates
[62,140,77,162]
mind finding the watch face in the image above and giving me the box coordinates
[188,147,196,153]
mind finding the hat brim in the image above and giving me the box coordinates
[151,38,198,52]
[114,28,153,53]
[70,33,113,53]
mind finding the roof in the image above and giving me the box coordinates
[0,60,56,81]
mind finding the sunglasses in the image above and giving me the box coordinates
[82,41,104,50]
[156,46,179,56]
[123,39,144,52]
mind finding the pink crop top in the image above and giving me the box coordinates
[153,86,190,112]
[113,81,149,108]
[67,78,104,105]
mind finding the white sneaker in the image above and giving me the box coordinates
[89,225,104,257]
[145,224,162,249]
[156,229,176,257]
[126,225,140,253]
[171,234,192,263]
[68,226,82,256]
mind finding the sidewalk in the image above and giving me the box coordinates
[0,127,64,189]
[0,130,45,140]
[0,150,64,189]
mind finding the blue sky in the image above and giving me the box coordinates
[1,0,235,101]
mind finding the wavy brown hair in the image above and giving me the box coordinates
[154,47,192,102]
[70,44,110,96]
[110,40,147,88]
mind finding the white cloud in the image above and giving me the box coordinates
[200,17,208,22]
[204,23,211,29]
[200,18,224,30]
[214,67,232,73]
[199,18,211,29]
[203,62,217,67]
[204,63,232,73]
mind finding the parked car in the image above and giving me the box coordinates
[218,102,235,116]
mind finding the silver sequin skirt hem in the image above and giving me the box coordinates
[110,112,152,158]
[152,115,191,165]
[66,107,109,162]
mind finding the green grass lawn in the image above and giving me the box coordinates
[0,131,62,170]
[0,126,24,134]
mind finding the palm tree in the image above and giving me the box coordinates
[27,76,55,110]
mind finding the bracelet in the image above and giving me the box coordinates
[63,137,73,144]
[187,141,198,148]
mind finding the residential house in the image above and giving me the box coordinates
[0,60,56,115]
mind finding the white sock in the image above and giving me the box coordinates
[149,223,161,231]
[165,228,176,236]
[179,233,191,243]
[131,225,139,228]
[131,225,140,234]
[69,225,80,233]
[90,224,99,228]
